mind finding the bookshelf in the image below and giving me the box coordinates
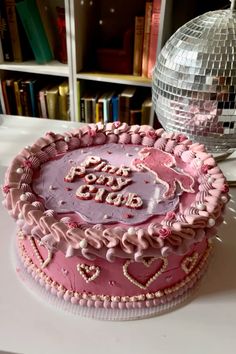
[0,0,230,124]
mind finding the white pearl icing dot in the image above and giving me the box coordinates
[20,194,27,201]
[208,218,215,227]
[64,136,70,142]
[196,203,205,211]
[221,195,228,203]
[79,239,88,249]
[16,167,24,174]
[127,227,136,235]
[208,177,214,184]
[196,158,202,166]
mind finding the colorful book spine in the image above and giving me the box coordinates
[142,1,153,77]
[20,80,32,116]
[118,87,137,124]
[84,98,93,123]
[5,0,23,61]
[80,97,85,122]
[141,97,152,125]
[56,6,67,64]
[130,109,142,125]
[95,103,99,123]
[1,80,11,114]
[58,81,69,121]
[97,98,104,123]
[36,0,55,58]
[133,16,145,76]
[16,0,53,64]
[0,36,4,63]
[0,2,14,61]
[0,80,6,114]
[25,79,38,117]
[147,0,162,78]
[46,85,59,119]
[77,80,82,122]
[14,79,23,115]
[112,95,119,121]
[6,78,17,114]
[38,87,48,118]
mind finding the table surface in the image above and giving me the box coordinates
[0,116,236,354]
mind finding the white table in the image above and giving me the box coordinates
[0,116,236,354]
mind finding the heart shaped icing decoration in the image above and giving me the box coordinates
[123,257,168,290]
[181,252,199,274]
[77,263,100,283]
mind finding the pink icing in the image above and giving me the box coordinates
[20,235,208,298]
[3,122,228,264]
[133,148,195,199]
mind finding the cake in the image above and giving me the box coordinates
[2,122,229,318]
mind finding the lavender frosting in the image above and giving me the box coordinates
[32,144,180,225]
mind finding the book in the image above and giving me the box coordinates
[56,6,67,64]
[130,109,142,125]
[98,91,114,124]
[36,0,56,58]
[0,38,4,63]
[118,87,137,124]
[111,95,119,121]
[96,100,103,123]
[1,80,11,114]
[0,2,14,61]
[46,85,59,119]
[58,81,69,121]
[85,92,100,123]
[0,80,6,114]
[142,1,153,77]
[38,85,49,118]
[77,80,84,123]
[141,97,152,124]
[84,96,93,123]
[96,29,133,74]
[133,16,145,76]
[5,0,33,62]
[97,95,105,123]
[20,79,32,116]
[6,78,17,114]
[147,0,162,78]
[23,78,39,117]
[16,0,53,64]
[14,79,23,115]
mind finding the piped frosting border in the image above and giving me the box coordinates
[2,122,229,261]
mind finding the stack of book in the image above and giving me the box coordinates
[0,0,67,64]
[0,76,70,120]
[78,84,152,125]
[133,0,162,78]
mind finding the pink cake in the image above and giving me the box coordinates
[2,122,229,317]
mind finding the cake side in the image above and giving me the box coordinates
[2,122,229,313]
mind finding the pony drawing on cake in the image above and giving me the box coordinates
[132,147,195,199]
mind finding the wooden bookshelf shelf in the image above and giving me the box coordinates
[0,0,210,122]
[0,60,69,77]
[77,72,152,88]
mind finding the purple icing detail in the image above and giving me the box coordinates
[32,144,180,225]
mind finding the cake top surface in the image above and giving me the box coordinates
[3,122,229,262]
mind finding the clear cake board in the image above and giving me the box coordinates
[12,240,208,321]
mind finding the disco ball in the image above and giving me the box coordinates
[152,6,236,152]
